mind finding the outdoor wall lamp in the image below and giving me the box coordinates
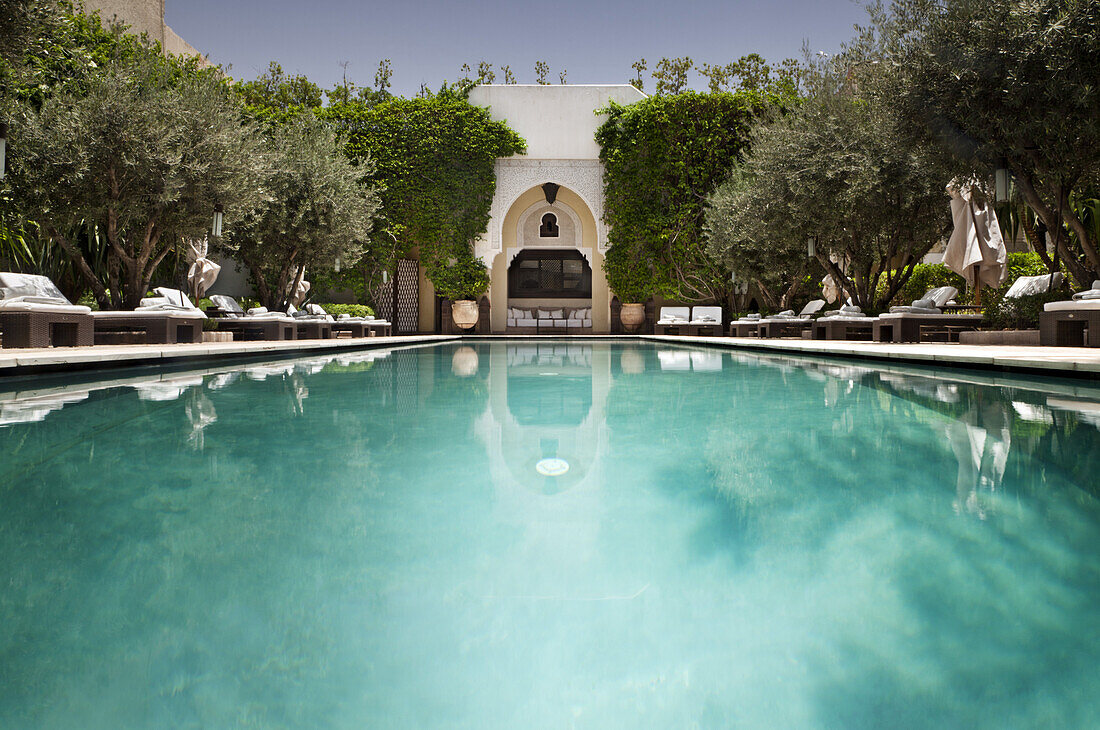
[994,156,1010,203]
[807,236,817,258]
[0,122,8,181]
[211,203,224,237]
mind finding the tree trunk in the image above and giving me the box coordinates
[49,225,111,310]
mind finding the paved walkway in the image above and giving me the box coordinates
[644,335,1100,378]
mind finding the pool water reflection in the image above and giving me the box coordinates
[1,342,1099,729]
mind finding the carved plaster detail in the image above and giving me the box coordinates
[475,158,606,263]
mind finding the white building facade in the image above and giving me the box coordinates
[462,84,646,334]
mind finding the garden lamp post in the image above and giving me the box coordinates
[211,203,224,238]
[0,122,8,181]
[994,157,1010,203]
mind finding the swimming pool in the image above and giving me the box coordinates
[2,342,1099,728]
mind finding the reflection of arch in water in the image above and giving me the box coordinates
[476,343,610,498]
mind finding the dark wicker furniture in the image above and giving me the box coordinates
[873,314,985,343]
[1040,308,1100,347]
[1,309,94,348]
[812,318,875,340]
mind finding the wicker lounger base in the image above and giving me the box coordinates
[758,319,813,338]
[93,315,204,345]
[1,310,94,348]
[730,322,761,337]
[655,323,696,336]
[1040,309,1100,347]
[216,319,297,341]
[873,314,985,343]
[812,318,874,340]
[331,322,372,338]
[297,321,334,340]
[365,322,392,337]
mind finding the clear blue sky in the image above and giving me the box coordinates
[166,0,870,95]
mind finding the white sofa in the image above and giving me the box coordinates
[506,305,592,332]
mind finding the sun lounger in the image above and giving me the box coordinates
[812,316,875,340]
[688,306,724,336]
[1040,280,1100,347]
[887,286,958,314]
[0,273,95,348]
[758,299,826,338]
[873,312,985,342]
[91,288,205,344]
[729,313,763,337]
[207,295,297,340]
[655,306,692,335]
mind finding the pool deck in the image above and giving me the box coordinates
[642,335,1100,378]
[0,334,1098,381]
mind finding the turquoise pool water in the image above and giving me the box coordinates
[2,342,1099,729]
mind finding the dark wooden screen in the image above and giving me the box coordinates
[376,258,420,334]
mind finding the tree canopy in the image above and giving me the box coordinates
[9,41,265,309]
[222,114,380,311]
[861,0,1100,286]
[707,60,953,311]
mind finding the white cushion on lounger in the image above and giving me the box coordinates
[658,306,690,324]
[690,306,722,324]
[152,287,203,311]
[0,273,72,303]
[516,317,537,326]
[93,309,202,320]
[1044,299,1100,311]
[0,299,91,314]
[1006,273,1063,298]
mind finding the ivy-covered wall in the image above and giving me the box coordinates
[596,90,795,304]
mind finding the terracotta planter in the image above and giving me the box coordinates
[620,302,645,332]
[451,300,479,330]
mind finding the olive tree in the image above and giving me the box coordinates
[706,62,952,311]
[10,52,266,309]
[861,0,1100,286]
[222,113,381,311]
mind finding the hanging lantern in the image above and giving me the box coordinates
[0,122,8,181]
[212,203,224,237]
[334,255,342,273]
[994,156,1010,203]
[382,270,389,284]
[807,236,817,259]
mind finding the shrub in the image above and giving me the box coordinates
[985,290,1067,330]
[318,303,375,318]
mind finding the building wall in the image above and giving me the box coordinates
[468,85,645,334]
[467,85,644,159]
[83,0,203,60]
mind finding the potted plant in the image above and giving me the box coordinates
[603,245,652,332]
[429,253,491,330]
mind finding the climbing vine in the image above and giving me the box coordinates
[596,88,796,304]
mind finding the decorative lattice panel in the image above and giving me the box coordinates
[395,258,419,334]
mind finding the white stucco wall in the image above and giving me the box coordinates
[467,85,645,160]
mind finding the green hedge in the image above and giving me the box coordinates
[318,303,375,318]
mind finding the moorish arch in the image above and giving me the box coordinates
[485,182,610,332]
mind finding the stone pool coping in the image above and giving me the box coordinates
[0,335,461,379]
[1,333,1098,381]
[641,335,1100,379]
